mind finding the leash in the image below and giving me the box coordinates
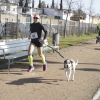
[44,43,65,59]
[39,40,65,59]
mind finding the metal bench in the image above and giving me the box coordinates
[0,38,59,73]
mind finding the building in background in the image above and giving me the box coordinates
[43,8,73,20]
[0,1,99,24]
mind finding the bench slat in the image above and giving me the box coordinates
[0,46,59,60]
[0,45,29,55]
[0,38,30,45]
[0,42,30,49]
[0,50,37,60]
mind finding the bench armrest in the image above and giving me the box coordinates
[0,49,5,59]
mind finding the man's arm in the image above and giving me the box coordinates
[28,24,31,39]
[41,24,48,40]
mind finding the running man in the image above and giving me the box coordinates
[97,24,100,37]
[27,14,48,72]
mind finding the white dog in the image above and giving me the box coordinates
[64,59,78,81]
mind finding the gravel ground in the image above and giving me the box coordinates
[0,39,100,100]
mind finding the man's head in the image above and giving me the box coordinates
[33,14,40,23]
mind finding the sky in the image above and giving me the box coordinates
[34,0,100,15]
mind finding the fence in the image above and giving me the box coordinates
[0,12,97,40]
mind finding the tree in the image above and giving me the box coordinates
[1,0,10,3]
[51,0,55,8]
[60,0,63,10]
[55,2,59,9]
[23,0,29,13]
[75,0,84,36]
[73,9,86,19]
[32,0,35,8]
[64,0,74,37]
[38,0,46,8]
[41,1,46,8]
[19,0,24,6]
[24,0,28,7]
[5,0,9,3]
[38,0,41,8]
[88,0,94,20]
[88,0,94,33]
[47,4,49,8]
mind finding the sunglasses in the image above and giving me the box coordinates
[34,17,39,19]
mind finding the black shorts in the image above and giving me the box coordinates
[31,41,43,47]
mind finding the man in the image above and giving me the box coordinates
[27,14,48,72]
[97,24,100,36]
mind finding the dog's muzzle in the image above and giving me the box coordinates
[64,64,71,69]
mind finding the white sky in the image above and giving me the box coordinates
[34,0,100,14]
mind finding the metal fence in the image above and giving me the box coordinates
[0,12,97,40]
[42,20,97,36]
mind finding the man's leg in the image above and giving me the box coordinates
[27,43,34,72]
[37,47,47,71]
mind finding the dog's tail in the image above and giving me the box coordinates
[76,59,78,66]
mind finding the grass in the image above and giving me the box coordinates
[47,33,97,49]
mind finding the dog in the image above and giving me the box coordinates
[64,59,78,81]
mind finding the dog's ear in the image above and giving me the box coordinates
[64,60,67,63]
[64,60,66,68]
[70,59,74,63]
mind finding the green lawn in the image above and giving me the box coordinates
[47,33,97,49]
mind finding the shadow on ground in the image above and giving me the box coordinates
[94,48,100,50]
[59,67,100,72]
[79,62,100,65]
[0,59,63,74]
[77,63,100,71]
[76,42,93,46]
[76,68,100,72]
[6,77,64,85]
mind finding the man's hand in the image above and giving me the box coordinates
[28,37,30,40]
[43,39,48,46]
[42,39,45,44]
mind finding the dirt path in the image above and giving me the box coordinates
[0,39,100,100]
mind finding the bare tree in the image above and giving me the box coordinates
[41,1,46,8]
[38,0,41,8]
[51,0,55,8]
[88,0,94,33]
[1,0,10,3]
[60,0,63,10]
[38,1,46,8]
[64,0,74,37]
[76,0,84,36]
[55,1,59,9]
[32,0,35,8]
[47,4,49,8]
[19,0,24,6]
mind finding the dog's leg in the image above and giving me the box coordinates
[66,72,68,79]
[72,67,75,81]
[68,69,72,81]
[65,70,68,80]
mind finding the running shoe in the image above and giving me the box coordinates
[27,66,34,72]
[43,63,47,71]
